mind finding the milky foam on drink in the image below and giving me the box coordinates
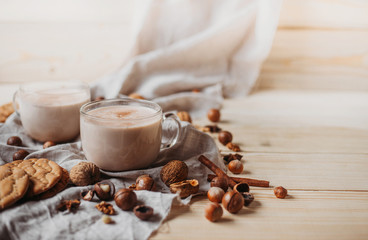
[23,88,89,106]
[87,105,158,121]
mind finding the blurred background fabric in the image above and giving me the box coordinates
[92,0,283,116]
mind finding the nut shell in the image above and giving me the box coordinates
[136,175,156,191]
[114,188,137,211]
[228,160,243,174]
[218,131,232,145]
[7,136,22,146]
[204,202,223,222]
[70,162,100,186]
[210,176,228,192]
[170,179,199,198]
[207,187,225,203]
[160,160,188,186]
[13,149,29,161]
[134,205,154,221]
[94,180,115,200]
[274,186,288,199]
[207,109,221,122]
[222,191,244,214]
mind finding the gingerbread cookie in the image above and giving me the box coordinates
[34,168,69,200]
[0,164,29,211]
[17,158,62,197]
[0,102,14,123]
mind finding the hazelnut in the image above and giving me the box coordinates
[177,111,192,123]
[207,187,225,203]
[43,141,56,149]
[114,189,137,211]
[70,162,100,186]
[274,186,288,199]
[207,109,220,122]
[228,160,243,174]
[133,205,154,221]
[13,149,29,161]
[204,202,223,222]
[7,136,22,146]
[128,93,145,100]
[80,190,94,201]
[94,180,115,201]
[136,175,156,191]
[101,215,113,224]
[222,191,244,214]
[218,131,232,145]
[210,176,228,192]
[169,179,199,198]
[160,160,188,186]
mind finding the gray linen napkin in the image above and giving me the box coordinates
[0,113,224,240]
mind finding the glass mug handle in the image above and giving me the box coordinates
[12,91,20,116]
[161,112,182,149]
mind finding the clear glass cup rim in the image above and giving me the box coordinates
[80,98,163,122]
[19,80,89,95]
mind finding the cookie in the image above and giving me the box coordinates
[0,164,29,211]
[0,102,14,123]
[34,168,69,200]
[17,158,62,197]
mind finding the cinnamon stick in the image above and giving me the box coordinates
[207,174,269,188]
[198,155,237,188]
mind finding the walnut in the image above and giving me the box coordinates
[177,111,192,123]
[170,179,199,198]
[96,201,116,215]
[70,162,100,186]
[226,142,241,152]
[160,160,188,186]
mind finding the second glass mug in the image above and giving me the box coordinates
[80,98,182,171]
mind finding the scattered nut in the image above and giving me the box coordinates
[177,111,192,123]
[43,141,56,149]
[222,191,244,214]
[96,201,116,215]
[94,96,105,101]
[70,162,100,186]
[114,189,137,211]
[242,193,254,206]
[274,186,288,199]
[203,125,222,133]
[210,176,228,192]
[133,205,154,221]
[223,153,243,163]
[204,202,223,222]
[160,160,188,186]
[136,175,156,191]
[13,149,29,161]
[207,187,225,203]
[80,190,95,201]
[207,109,221,122]
[94,180,115,201]
[218,131,232,145]
[57,199,81,212]
[228,160,243,174]
[101,215,113,224]
[7,136,22,146]
[226,142,240,152]
[170,179,199,198]
[128,93,145,100]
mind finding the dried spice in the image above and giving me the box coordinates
[223,153,243,163]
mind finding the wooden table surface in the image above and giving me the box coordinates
[1,1,368,239]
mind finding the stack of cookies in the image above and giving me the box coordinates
[0,158,69,211]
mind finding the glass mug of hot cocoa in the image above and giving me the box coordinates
[80,99,182,171]
[13,81,90,142]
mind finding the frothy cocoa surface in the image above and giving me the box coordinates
[85,106,160,127]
